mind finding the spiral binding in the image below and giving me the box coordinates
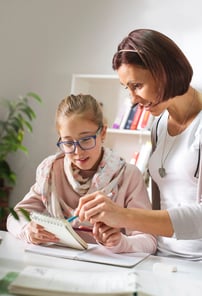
[30,212,66,227]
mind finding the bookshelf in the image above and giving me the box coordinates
[70,74,152,165]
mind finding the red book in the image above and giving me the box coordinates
[130,105,143,130]
[137,109,149,129]
[130,152,139,165]
[141,110,150,129]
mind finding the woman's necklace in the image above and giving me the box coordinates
[158,90,196,178]
[158,131,174,177]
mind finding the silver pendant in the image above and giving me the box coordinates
[159,167,166,178]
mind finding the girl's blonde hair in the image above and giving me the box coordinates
[56,94,104,131]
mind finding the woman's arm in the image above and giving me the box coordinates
[75,191,174,237]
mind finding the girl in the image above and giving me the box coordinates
[7,94,156,254]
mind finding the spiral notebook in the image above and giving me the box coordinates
[25,242,150,268]
[30,212,88,250]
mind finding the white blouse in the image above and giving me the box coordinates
[149,109,202,260]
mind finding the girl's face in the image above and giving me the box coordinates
[117,63,169,116]
[58,115,106,171]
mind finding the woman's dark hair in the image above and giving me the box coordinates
[112,29,193,100]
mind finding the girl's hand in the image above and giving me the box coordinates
[24,221,59,245]
[93,222,122,247]
[75,191,125,228]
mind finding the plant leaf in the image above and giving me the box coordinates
[19,208,31,221]
[9,208,19,220]
[26,92,42,103]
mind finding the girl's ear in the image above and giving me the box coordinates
[101,124,107,141]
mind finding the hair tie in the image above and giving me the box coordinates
[118,49,139,53]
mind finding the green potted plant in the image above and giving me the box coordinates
[0,92,42,229]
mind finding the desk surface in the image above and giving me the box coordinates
[0,230,202,296]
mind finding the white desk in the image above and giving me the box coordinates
[0,230,202,296]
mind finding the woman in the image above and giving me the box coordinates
[76,29,202,260]
[7,94,156,254]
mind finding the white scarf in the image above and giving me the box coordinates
[37,148,126,217]
[64,147,126,198]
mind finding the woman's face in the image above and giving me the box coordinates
[58,115,106,171]
[117,63,168,116]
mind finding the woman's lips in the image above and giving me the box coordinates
[140,101,159,111]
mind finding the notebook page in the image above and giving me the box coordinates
[30,212,87,250]
[25,243,150,268]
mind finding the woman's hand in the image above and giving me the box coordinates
[75,191,125,228]
[93,222,122,247]
[24,221,59,245]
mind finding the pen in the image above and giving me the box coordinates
[67,192,113,223]
[67,215,78,223]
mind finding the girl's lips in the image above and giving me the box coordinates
[75,157,89,163]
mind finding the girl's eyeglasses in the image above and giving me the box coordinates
[57,126,102,154]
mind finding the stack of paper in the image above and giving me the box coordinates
[9,265,137,296]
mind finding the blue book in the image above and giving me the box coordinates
[124,104,138,129]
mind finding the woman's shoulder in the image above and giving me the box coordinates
[150,111,167,143]
[192,110,202,149]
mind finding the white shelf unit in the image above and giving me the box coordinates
[71,74,151,163]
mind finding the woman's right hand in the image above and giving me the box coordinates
[75,191,126,228]
[24,221,59,245]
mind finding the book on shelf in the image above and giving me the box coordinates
[30,212,88,250]
[112,107,125,129]
[124,104,138,129]
[112,101,154,132]
[25,243,150,268]
[112,97,131,129]
[8,265,137,296]
[130,152,140,165]
[137,109,154,131]
[130,105,144,130]
[130,142,152,174]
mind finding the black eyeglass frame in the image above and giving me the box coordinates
[56,126,103,154]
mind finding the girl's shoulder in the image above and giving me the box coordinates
[123,162,144,179]
[36,152,64,179]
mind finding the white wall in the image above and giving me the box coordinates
[0,0,202,206]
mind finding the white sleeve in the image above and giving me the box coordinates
[168,204,202,239]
